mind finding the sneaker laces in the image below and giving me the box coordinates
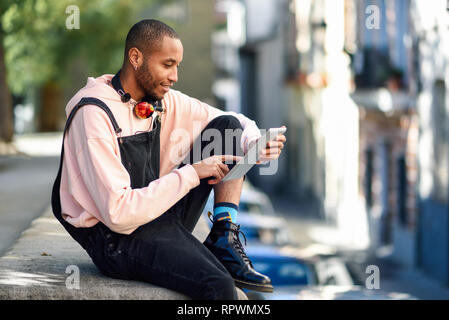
[230,226,252,266]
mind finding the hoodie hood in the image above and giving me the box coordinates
[65,74,122,115]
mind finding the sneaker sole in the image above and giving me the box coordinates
[234,279,274,293]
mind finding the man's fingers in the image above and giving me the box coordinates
[218,154,242,164]
[266,141,284,149]
[214,164,226,181]
[217,165,226,179]
[202,155,240,165]
[258,155,279,163]
[276,134,287,143]
[202,157,216,165]
[258,149,282,163]
[262,147,281,155]
[218,163,230,174]
[209,161,232,184]
[208,171,221,185]
[208,166,225,185]
[208,177,219,185]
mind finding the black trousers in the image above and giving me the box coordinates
[85,115,244,300]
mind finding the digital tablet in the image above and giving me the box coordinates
[221,127,286,181]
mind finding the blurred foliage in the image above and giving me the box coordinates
[0,0,171,95]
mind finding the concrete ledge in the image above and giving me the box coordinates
[0,208,247,300]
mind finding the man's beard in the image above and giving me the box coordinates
[135,62,159,101]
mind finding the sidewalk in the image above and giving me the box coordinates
[0,208,189,299]
[10,132,63,157]
[0,207,247,300]
[358,247,449,300]
[0,134,61,256]
[270,194,449,300]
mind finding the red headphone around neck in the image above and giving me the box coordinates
[111,70,164,119]
[134,101,157,119]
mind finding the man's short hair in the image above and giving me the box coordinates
[124,19,179,63]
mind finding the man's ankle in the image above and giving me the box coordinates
[212,202,238,222]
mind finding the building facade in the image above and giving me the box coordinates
[411,0,449,284]
[343,0,449,284]
[233,0,367,246]
[350,0,419,264]
[215,0,449,287]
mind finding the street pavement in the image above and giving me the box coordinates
[0,133,61,256]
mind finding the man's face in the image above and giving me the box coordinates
[135,36,183,100]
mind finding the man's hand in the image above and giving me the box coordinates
[255,125,287,164]
[191,155,242,185]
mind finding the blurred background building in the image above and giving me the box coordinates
[210,0,449,286]
[1,0,449,289]
[214,0,365,248]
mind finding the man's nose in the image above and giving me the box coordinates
[168,68,178,83]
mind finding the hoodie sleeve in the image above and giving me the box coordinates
[67,105,200,234]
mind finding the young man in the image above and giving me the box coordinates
[52,19,286,300]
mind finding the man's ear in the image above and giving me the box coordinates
[128,47,143,69]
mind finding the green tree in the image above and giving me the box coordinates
[0,1,14,142]
[0,0,169,137]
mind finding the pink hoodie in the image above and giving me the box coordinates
[59,74,261,234]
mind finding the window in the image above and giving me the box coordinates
[397,155,407,225]
[364,148,374,209]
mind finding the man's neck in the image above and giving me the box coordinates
[119,67,145,102]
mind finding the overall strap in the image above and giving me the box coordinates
[52,97,122,219]
[65,97,122,136]
[59,97,122,169]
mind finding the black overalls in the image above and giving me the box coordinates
[51,97,242,299]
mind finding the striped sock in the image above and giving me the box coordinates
[213,202,239,223]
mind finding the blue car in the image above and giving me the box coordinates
[244,245,317,287]
[242,245,366,300]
